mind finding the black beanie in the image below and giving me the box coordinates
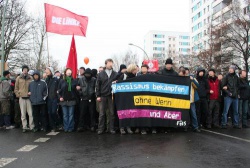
[84,68,92,75]
[22,65,29,72]
[165,58,173,65]
[208,68,216,73]
[119,64,127,72]
[3,70,10,77]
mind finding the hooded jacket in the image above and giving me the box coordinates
[0,77,11,100]
[28,71,48,105]
[196,68,210,99]
[14,73,33,98]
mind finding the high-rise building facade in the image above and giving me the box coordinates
[144,30,190,66]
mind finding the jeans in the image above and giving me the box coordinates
[221,96,239,126]
[190,103,199,130]
[62,105,75,131]
[239,99,248,126]
[0,115,11,127]
[47,98,59,129]
[32,104,48,130]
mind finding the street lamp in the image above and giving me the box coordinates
[1,0,9,76]
[128,43,149,60]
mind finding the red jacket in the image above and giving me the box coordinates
[208,76,220,100]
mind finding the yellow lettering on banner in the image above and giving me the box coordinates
[134,95,190,109]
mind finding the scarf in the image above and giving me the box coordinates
[65,76,72,92]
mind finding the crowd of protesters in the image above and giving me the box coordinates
[0,58,250,135]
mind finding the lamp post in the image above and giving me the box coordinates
[1,0,9,76]
[128,43,149,60]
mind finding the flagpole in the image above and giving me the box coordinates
[46,32,50,66]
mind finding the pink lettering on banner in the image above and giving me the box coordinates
[118,109,182,120]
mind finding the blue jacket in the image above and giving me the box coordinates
[28,71,48,105]
[190,75,200,103]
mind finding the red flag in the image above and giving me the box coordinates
[44,3,88,36]
[66,35,78,79]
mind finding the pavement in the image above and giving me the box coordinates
[0,127,250,168]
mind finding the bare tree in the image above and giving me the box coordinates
[112,49,139,71]
[0,0,33,62]
[219,0,250,77]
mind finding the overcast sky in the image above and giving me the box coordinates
[25,0,190,70]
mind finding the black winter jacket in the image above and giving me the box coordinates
[45,75,59,100]
[238,77,250,100]
[160,68,178,76]
[196,68,210,99]
[222,72,239,98]
[96,69,118,97]
[78,77,96,100]
[57,78,78,101]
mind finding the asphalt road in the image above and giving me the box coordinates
[0,127,250,168]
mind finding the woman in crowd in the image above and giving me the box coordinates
[118,64,138,135]
[57,68,78,132]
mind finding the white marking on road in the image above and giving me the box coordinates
[0,158,17,167]
[46,132,59,136]
[34,138,50,143]
[17,145,38,152]
[202,129,250,143]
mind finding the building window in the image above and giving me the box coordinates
[198,12,201,18]
[153,47,165,51]
[169,44,171,47]
[169,38,171,41]
[153,41,165,44]
[207,5,210,12]
[154,34,165,38]
[204,8,206,14]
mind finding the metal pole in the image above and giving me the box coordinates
[1,0,8,76]
[46,32,50,66]
[128,43,149,60]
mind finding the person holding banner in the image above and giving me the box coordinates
[195,68,210,128]
[160,58,178,76]
[138,64,149,76]
[57,68,78,133]
[96,59,118,135]
[180,70,201,133]
[118,64,138,135]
